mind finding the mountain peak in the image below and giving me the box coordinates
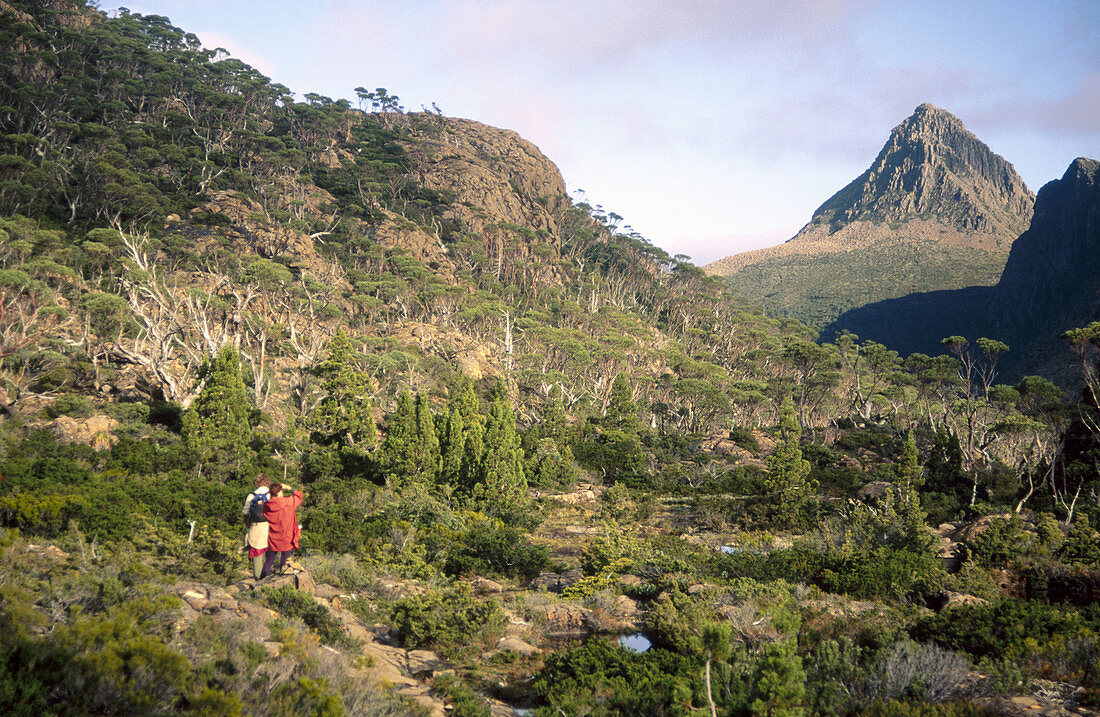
[904,102,967,135]
[806,104,1033,236]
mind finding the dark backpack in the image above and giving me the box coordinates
[248,491,270,522]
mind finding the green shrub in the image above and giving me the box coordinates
[530,638,697,715]
[432,673,490,717]
[45,393,94,419]
[854,700,1000,716]
[910,598,1089,660]
[1024,563,1100,606]
[837,430,890,452]
[1059,515,1100,567]
[580,521,640,575]
[303,503,373,554]
[264,584,346,645]
[729,426,759,453]
[964,516,1032,568]
[265,677,343,717]
[0,491,85,534]
[389,583,506,656]
[443,521,549,579]
[722,546,946,602]
[818,549,947,603]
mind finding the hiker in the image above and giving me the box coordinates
[242,474,272,580]
[261,482,303,577]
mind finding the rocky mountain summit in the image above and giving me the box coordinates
[706,104,1035,328]
[809,103,1033,237]
[827,157,1100,385]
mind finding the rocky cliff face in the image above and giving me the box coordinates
[407,116,570,239]
[826,157,1100,386]
[810,103,1033,237]
[986,157,1100,381]
[705,104,1035,328]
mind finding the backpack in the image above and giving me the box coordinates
[248,490,270,522]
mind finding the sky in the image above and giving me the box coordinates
[103,0,1099,265]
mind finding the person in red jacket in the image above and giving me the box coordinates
[260,482,303,578]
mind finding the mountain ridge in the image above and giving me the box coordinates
[825,156,1100,386]
[705,103,1034,328]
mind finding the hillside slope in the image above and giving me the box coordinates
[0,0,807,434]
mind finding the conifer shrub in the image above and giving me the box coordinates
[818,549,947,602]
[1058,515,1100,567]
[530,638,697,715]
[0,492,85,535]
[910,598,1093,661]
[302,503,373,554]
[722,546,947,602]
[1021,563,1100,606]
[579,521,640,575]
[729,426,759,453]
[855,700,1000,716]
[431,673,491,717]
[963,515,1032,568]
[388,583,506,657]
[44,393,95,419]
[443,521,549,579]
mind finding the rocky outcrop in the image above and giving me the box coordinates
[706,104,1034,328]
[42,414,118,450]
[409,116,569,237]
[934,591,990,610]
[984,157,1100,382]
[528,603,601,636]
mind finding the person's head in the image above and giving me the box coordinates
[254,473,270,489]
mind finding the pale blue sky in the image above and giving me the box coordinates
[105,0,1099,264]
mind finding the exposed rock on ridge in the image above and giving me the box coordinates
[407,116,570,242]
[810,103,1033,237]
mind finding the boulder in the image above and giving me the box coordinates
[958,513,1016,542]
[713,440,751,459]
[550,490,596,505]
[406,649,446,676]
[612,595,639,629]
[44,414,118,449]
[856,481,898,502]
[529,603,600,636]
[494,636,541,656]
[263,569,316,596]
[531,569,583,593]
[313,583,344,600]
[935,591,990,611]
[395,684,446,717]
[470,577,505,595]
[361,642,419,687]
[377,579,426,598]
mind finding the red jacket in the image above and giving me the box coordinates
[263,490,303,551]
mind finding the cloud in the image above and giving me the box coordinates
[975,73,1100,136]
[439,0,875,74]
